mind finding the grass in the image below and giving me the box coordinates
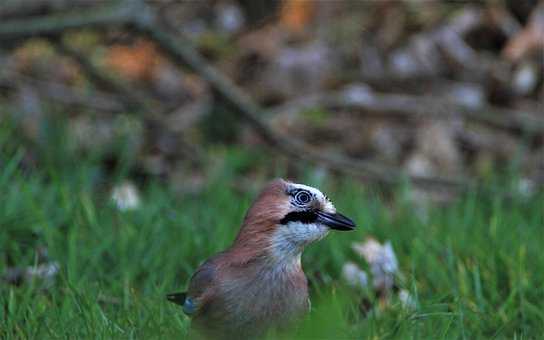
[1,119,543,339]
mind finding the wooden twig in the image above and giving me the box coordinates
[0,1,136,39]
[270,88,544,135]
[0,1,471,190]
[0,0,97,19]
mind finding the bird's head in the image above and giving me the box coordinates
[233,179,356,262]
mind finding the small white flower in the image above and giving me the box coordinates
[352,239,398,291]
[342,262,368,289]
[111,181,141,211]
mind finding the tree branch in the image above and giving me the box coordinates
[0,0,97,19]
[270,88,544,134]
[0,1,136,39]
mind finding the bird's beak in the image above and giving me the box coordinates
[315,211,356,231]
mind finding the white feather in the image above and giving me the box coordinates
[269,222,329,262]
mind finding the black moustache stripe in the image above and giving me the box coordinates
[279,211,317,225]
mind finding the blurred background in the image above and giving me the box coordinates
[0,0,543,338]
[1,0,542,193]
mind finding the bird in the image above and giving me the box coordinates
[167,178,356,339]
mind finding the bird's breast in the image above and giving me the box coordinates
[204,260,309,336]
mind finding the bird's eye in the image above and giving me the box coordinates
[294,191,312,205]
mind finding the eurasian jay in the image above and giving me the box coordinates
[167,179,356,339]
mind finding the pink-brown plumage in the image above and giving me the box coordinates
[231,179,291,262]
[168,179,355,339]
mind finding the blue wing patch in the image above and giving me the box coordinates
[183,297,197,316]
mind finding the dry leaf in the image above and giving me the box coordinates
[280,0,315,34]
[502,3,544,61]
[105,39,163,81]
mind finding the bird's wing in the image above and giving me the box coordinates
[167,254,223,316]
[166,291,198,316]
